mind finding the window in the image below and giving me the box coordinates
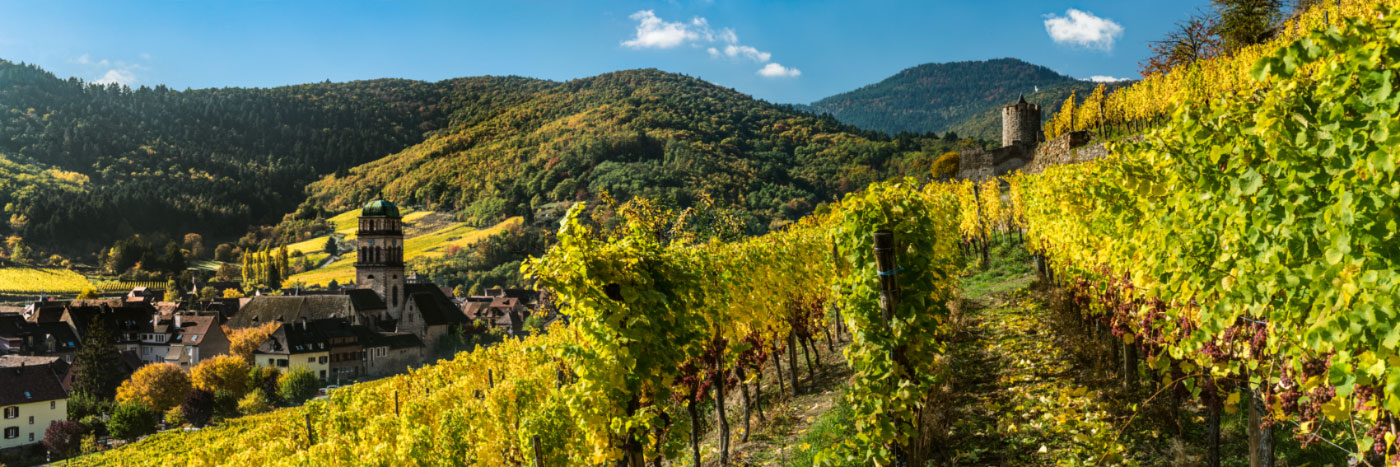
[3,406,16,418]
[3,427,15,439]
[307,357,315,363]
[28,415,33,425]
[392,286,399,308]
[28,432,34,442]
[278,359,288,367]
[319,356,328,364]
[49,401,55,410]
[319,370,326,379]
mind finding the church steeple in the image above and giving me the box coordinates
[355,199,406,319]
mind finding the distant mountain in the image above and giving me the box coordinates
[804,58,1123,140]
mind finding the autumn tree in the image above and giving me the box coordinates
[190,354,251,395]
[225,323,278,364]
[221,288,245,299]
[183,233,205,259]
[1141,11,1223,77]
[76,287,98,299]
[71,316,123,399]
[115,363,191,413]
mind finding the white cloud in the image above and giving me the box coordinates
[94,69,137,86]
[757,63,801,78]
[621,10,801,78]
[622,10,699,49]
[724,44,770,62]
[1089,75,1131,82]
[1044,9,1124,51]
[73,54,146,87]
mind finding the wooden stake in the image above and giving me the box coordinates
[532,434,544,467]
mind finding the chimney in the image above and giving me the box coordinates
[174,314,183,328]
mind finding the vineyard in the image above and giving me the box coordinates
[57,2,1400,466]
[1008,7,1400,466]
[0,267,93,294]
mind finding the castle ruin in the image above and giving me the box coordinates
[956,95,1101,180]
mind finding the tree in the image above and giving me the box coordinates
[199,286,218,301]
[115,363,191,413]
[107,402,157,441]
[43,420,85,458]
[181,389,215,428]
[183,233,205,259]
[77,286,99,299]
[163,279,181,302]
[931,151,960,179]
[221,288,245,299]
[190,354,251,395]
[226,323,278,364]
[213,243,235,262]
[452,285,467,298]
[323,236,338,255]
[278,367,319,405]
[72,316,123,399]
[1212,0,1284,51]
[1141,12,1223,77]
[162,240,186,273]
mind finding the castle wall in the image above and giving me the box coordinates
[956,145,1031,181]
[1020,131,1135,174]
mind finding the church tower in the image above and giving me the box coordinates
[355,199,406,320]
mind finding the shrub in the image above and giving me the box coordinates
[163,405,185,427]
[42,420,85,458]
[107,402,157,441]
[237,391,270,416]
[278,367,319,405]
[181,389,214,428]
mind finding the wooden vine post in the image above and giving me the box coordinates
[1247,387,1275,467]
[532,434,544,467]
[872,229,907,465]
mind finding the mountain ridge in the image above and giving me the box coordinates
[804,58,1124,139]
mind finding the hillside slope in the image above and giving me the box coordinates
[805,58,1109,139]
[305,69,932,232]
[0,59,550,252]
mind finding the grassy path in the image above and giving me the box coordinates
[941,282,1137,465]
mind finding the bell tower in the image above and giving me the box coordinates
[355,199,406,320]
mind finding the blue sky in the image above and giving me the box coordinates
[0,0,1210,104]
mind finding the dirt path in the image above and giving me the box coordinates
[940,282,1137,466]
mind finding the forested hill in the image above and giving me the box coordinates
[304,68,950,233]
[804,58,1106,138]
[0,59,552,254]
[0,60,954,256]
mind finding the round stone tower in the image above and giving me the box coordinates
[355,199,406,319]
[1001,95,1042,148]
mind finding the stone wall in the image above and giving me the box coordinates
[956,144,1032,181]
[1020,131,1134,174]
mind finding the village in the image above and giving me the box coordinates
[0,199,553,456]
